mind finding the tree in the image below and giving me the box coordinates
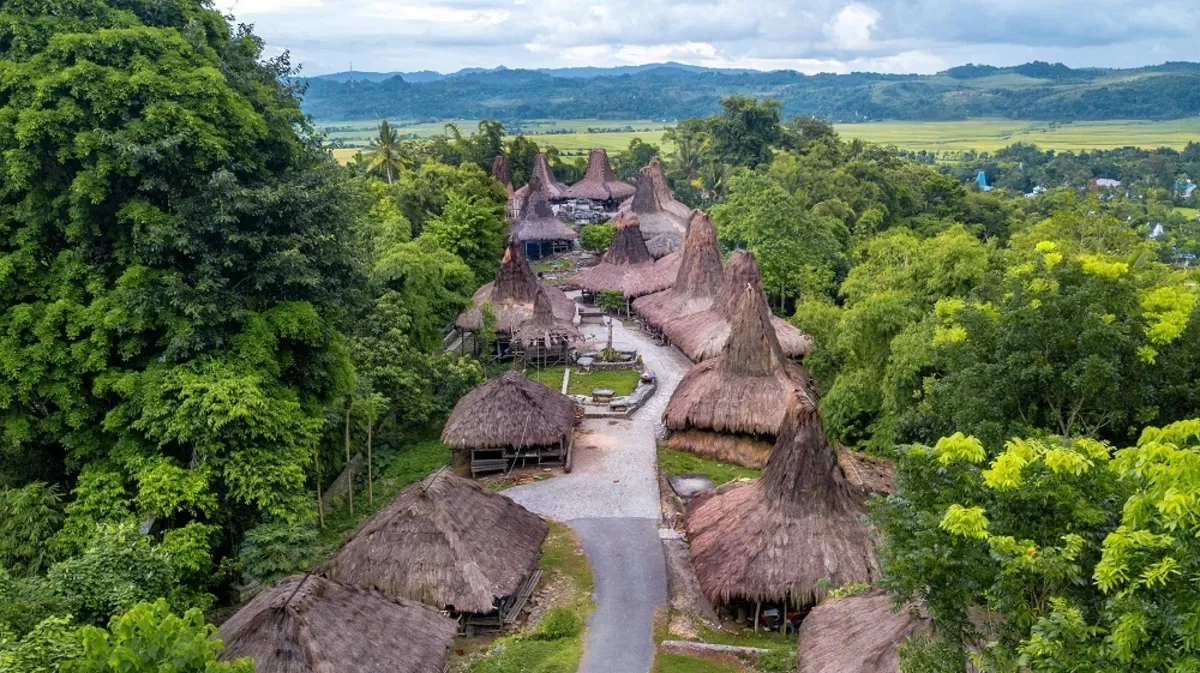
[710,96,783,168]
[581,224,616,252]
[505,135,541,186]
[366,120,408,184]
[422,191,508,286]
[71,600,252,673]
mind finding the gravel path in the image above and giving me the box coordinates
[505,315,693,673]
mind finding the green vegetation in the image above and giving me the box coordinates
[835,117,1200,153]
[653,652,746,673]
[657,447,761,487]
[581,224,617,252]
[526,367,641,397]
[531,258,572,274]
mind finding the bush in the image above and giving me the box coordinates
[580,224,615,252]
[238,520,320,584]
[531,608,581,641]
[594,290,625,312]
[758,647,795,673]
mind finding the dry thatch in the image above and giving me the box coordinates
[455,240,577,334]
[217,573,456,673]
[620,157,691,220]
[662,284,808,457]
[565,149,636,201]
[685,394,880,606]
[632,210,723,329]
[623,165,689,241]
[797,590,931,673]
[492,155,513,192]
[837,448,897,497]
[513,177,578,243]
[645,231,682,259]
[330,470,550,614]
[663,250,810,362]
[665,430,774,468]
[567,213,679,298]
[512,288,583,349]
[442,370,576,451]
[514,153,568,202]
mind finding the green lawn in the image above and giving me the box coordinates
[1175,207,1200,219]
[657,446,760,487]
[526,367,641,397]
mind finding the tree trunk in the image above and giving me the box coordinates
[344,404,353,516]
[367,422,374,507]
[315,449,325,529]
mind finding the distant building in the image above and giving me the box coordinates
[1089,177,1122,191]
[976,171,991,192]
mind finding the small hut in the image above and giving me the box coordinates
[512,176,578,259]
[512,288,583,366]
[662,284,808,467]
[631,210,723,332]
[620,156,692,221]
[797,590,931,673]
[217,573,456,673]
[513,153,569,212]
[565,149,636,205]
[455,240,577,356]
[567,212,681,305]
[441,370,577,475]
[662,250,810,362]
[330,470,550,632]
[685,393,879,618]
[620,164,689,258]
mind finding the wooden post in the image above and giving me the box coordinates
[754,600,760,633]
[344,402,353,517]
[783,597,789,635]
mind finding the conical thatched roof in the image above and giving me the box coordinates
[442,370,576,450]
[514,153,568,202]
[567,213,679,298]
[623,167,689,241]
[685,394,879,606]
[513,177,578,243]
[217,573,456,673]
[565,149,635,201]
[456,240,577,334]
[645,231,682,259]
[631,210,723,329]
[620,157,691,220]
[662,284,808,466]
[797,590,931,673]
[330,470,550,614]
[663,250,810,362]
[512,288,583,348]
[492,155,513,192]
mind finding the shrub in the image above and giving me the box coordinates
[580,224,615,252]
[531,608,581,640]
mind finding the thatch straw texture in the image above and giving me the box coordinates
[565,149,635,201]
[620,157,691,220]
[686,395,879,606]
[662,284,807,450]
[632,210,723,329]
[217,573,456,673]
[665,430,774,468]
[442,370,576,451]
[623,166,689,240]
[513,179,578,243]
[514,153,568,202]
[330,470,550,614]
[663,250,810,362]
[567,213,678,298]
[645,231,682,259]
[512,288,583,348]
[491,155,512,191]
[797,590,931,673]
[837,448,896,497]
[455,241,576,333]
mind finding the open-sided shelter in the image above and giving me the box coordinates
[568,211,680,304]
[797,590,931,673]
[565,149,636,204]
[631,210,723,331]
[217,573,456,673]
[512,288,583,365]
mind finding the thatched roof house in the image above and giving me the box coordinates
[217,573,456,673]
[330,469,550,615]
[620,166,689,258]
[797,590,931,673]
[662,284,808,467]
[512,288,583,364]
[513,153,568,203]
[662,250,810,362]
[512,177,578,254]
[568,212,681,299]
[455,240,576,335]
[685,393,879,608]
[565,149,635,202]
[620,157,691,219]
[631,210,723,330]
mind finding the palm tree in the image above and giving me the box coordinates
[367,120,407,183]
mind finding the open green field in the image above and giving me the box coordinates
[833,117,1200,153]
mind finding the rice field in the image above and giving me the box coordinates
[832,117,1200,153]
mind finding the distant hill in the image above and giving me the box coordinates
[300,61,1200,123]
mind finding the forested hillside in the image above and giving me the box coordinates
[299,61,1200,123]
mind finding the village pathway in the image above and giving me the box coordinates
[506,317,693,673]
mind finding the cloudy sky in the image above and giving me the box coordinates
[213,0,1200,76]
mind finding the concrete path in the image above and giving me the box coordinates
[505,316,692,673]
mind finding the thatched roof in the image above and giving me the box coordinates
[567,213,679,298]
[645,231,682,259]
[512,288,583,348]
[685,394,879,606]
[455,240,577,333]
[329,470,550,614]
[565,149,635,201]
[837,448,896,498]
[622,166,689,241]
[631,210,723,329]
[442,370,576,450]
[514,153,568,202]
[513,177,578,243]
[663,250,810,362]
[217,573,455,673]
[797,590,931,673]
[620,157,691,220]
[662,284,808,450]
[492,155,513,192]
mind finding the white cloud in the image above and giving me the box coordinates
[827,3,880,51]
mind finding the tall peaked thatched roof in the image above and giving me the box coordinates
[663,250,810,361]
[512,288,583,348]
[662,284,808,466]
[567,212,678,298]
[330,470,550,614]
[514,153,568,201]
[217,573,456,673]
[631,210,723,329]
[624,167,689,242]
[685,394,879,606]
[620,157,691,220]
[455,240,577,333]
[512,181,578,243]
[565,149,635,201]
[442,370,577,450]
[491,155,512,191]
[797,590,931,673]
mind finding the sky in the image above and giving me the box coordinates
[212,0,1200,76]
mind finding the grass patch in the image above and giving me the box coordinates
[654,652,747,673]
[531,258,572,273]
[525,366,641,397]
[1175,207,1200,219]
[657,446,760,487]
[460,522,595,673]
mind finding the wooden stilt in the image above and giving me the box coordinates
[754,600,760,633]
